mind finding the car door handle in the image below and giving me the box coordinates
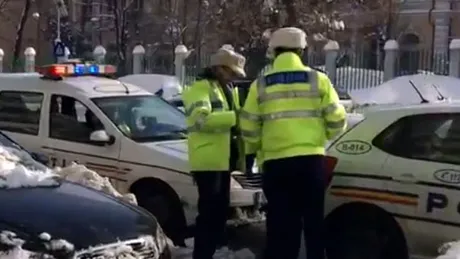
[392,173,417,183]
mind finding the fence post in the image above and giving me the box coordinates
[93,45,106,64]
[175,45,189,86]
[132,45,145,74]
[384,40,398,81]
[24,47,36,73]
[324,40,339,84]
[449,39,460,77]
[0,48,3,73]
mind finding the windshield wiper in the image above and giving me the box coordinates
[132,132,187,142]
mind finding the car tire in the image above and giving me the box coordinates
[134,185,187,247]
[325,204,408,259]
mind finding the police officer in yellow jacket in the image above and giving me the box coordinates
[182,47,246,259]
[245,47,274,174]
[240,27,347,259]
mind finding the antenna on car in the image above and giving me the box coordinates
[120,81,130,94]
[409,80,429,104]
[432,84,446,101]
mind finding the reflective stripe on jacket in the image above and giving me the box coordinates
[239,52,347,162]
[183,79,242,171]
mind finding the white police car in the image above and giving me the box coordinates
[0,62,263,244]
[324,99,460,259]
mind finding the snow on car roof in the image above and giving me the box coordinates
[349,74,460,105]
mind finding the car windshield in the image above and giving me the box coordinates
[92,95,187,142]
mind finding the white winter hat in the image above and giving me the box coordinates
[210,48,246,77]
[268,27,307,49]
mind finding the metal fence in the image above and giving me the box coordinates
[2,40,459,92]
[180,45,454,90]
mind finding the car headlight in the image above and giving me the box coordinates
[230,176,243,189]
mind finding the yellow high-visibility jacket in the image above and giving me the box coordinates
[239,52,347,162]
[183,79,244,171]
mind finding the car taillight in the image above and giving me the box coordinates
[324,155,338,187]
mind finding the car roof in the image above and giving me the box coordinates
[0,74,152,98]
[364,100,460,116]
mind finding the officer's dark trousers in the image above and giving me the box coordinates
[262,155,326,259]
[192,171,230,259]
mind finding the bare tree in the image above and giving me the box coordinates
[12,0,31,72]
[0,0,9,12]
[107,0,133,72]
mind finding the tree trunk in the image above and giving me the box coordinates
[193,0,203,68]
[12,0,31,72]
[281,0,297,26]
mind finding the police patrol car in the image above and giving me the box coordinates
[324,97,460,259]
[0,62,262,243]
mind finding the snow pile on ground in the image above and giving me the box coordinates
[436,241,460,259]
[227,208,265,227]
[0,146,58,188]
[171,238,255,259]
[54,163,138,205]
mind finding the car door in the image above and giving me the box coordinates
[44,94,126,189]
[376,112,460,257]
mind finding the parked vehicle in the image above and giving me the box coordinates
[0,130,171,258]
[324,93,460,259]
[0,63,263,245]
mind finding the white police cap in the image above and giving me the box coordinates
[268,27,307,49]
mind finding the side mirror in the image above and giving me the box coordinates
[90,130,115,145]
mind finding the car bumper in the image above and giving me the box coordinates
[230,188,263,207]
[228,188,266,226]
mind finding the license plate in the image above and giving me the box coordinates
[254,191,267,207]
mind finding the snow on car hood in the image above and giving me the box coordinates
[0,230,169,259]
[0,146,58,188]
[0,145,136,204]
[349,74,460,105]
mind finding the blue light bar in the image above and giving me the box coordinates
[88,65,99,74]
[74,64,85,75]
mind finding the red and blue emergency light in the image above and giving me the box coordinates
[38,63,117,78]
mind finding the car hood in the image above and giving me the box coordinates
[0,181,159,250]
[141,140,188,161]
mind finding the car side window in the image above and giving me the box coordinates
[49,94,105,144]
[0,91,43,135]
[373,113,460,165]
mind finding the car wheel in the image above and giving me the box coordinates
[135,186,186,247]
[325,205,408,259]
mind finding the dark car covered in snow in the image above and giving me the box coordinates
[0,131,171,258]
